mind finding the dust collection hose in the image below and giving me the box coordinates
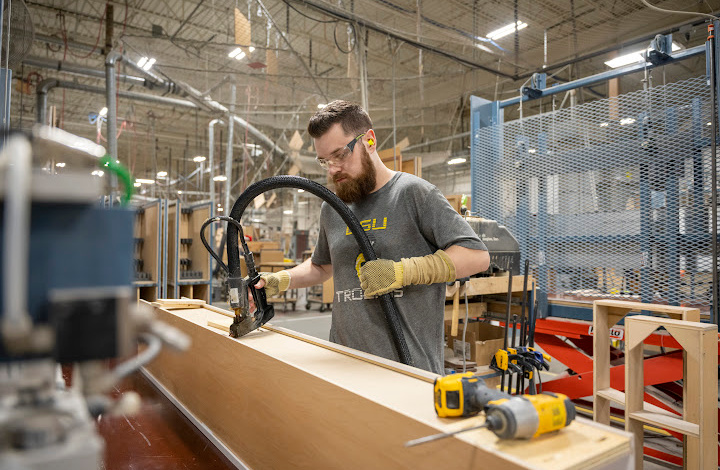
[227,176,413,367]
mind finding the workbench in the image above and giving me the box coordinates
[143,302,634,470]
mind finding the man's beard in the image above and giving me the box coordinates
[330,146,377,203]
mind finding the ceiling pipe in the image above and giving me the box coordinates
[36,79,198,125]
[225,84,236,216]
[23,56,146,85]
[105,52,122,206]
[208,119,224,217]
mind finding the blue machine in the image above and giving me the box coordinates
[470,32,718,323]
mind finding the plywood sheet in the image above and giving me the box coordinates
[144,305,632,470]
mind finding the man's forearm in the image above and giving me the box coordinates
[285,258,333,289]
[444,245,490,278]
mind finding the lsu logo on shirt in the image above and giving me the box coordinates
[345,217,387,235]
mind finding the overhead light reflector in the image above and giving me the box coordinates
[486,21,527,40]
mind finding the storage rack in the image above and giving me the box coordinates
[166,200,212,302]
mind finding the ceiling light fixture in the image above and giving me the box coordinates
[134,182,142,187]
[620,118,636,125]
[249,46,255,52]
[317,103,326,109]
[138,56,156,71]
[136,178,156,184]
[99,107,108,117]
[213,175,228,181]
[91,170,104,177]
[55,162,66,168]
[448,157,467,165]
[486,21,527,40]
[157,171,168,178]
[283,210,293,215]
[193,156,206,163]
[604,42,680,68]
[228,48,246,60]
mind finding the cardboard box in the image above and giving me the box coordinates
[260,250,284,263]
[446,322,505,366]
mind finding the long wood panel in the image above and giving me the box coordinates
[144,304,632,470]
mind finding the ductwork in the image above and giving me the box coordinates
[36,79,198,125]
[23,56,146,85]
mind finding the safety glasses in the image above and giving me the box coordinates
[316,133,365,170]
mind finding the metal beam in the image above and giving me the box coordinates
[500,45,705,108]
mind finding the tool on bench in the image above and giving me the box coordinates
[491,346,551,394]
[405,372,575,446]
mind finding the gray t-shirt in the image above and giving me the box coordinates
[312,172,487,374]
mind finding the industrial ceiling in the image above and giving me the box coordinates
[7,0,719,201]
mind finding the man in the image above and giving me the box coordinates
[255,100,489,374]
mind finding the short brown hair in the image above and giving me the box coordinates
[307,100,372,138]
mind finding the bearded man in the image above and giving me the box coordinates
[254,100,489,374]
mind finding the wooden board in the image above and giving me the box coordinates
[144,304,632,470]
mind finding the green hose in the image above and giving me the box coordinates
[99,155,134,205]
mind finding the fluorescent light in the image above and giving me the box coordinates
[141,58,156,71]
[317,103,326,109]
[620,118,636,125]
[99,107,108,117]
[157,171,168,178]
[229,47,242,58]
[599,122,609,127]
[249,46,255,52]
[297,189,305,193]
[217,207,224,212]
[604,52,644,68]
[283,210,293,215]
[528,149,536,154]
[177,190,183,194]
[213,175,228,181]
[91,170,104,177]
[193,156,206,163]
[708,122,713,126]
[135,178,156,184]
[137,57,148,68]
[476,44,493,53]
[605,42,682,69]
[55,162,66,168]
[486,21,527,40]
[134,182,142,187]
[448,157,467,165]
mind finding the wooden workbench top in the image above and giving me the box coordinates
[144,303,632,470]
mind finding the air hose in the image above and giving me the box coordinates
[227,175,413,367]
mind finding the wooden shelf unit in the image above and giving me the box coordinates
[591,300,714,468]
[132,199,162,302]
[166,201,212,302]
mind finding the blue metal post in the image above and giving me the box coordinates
[638,112,653,304]
[536,132,549,317]
[470,96,503,220]
[665,107,680,305]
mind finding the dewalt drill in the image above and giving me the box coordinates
[406,372,576,446]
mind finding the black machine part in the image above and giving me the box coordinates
[217,176,413,367]
[464,217,521,275]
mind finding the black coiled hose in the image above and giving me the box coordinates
[227,176,413,367]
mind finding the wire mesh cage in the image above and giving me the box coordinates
[472,76,718,315]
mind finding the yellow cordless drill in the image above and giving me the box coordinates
[406,372,575,446]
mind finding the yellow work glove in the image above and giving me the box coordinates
[259,270,291,297]
[359,249,456,297]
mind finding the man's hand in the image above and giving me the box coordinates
[359,259,404,297]
[247,271,290,312]
[359,250,456,298]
